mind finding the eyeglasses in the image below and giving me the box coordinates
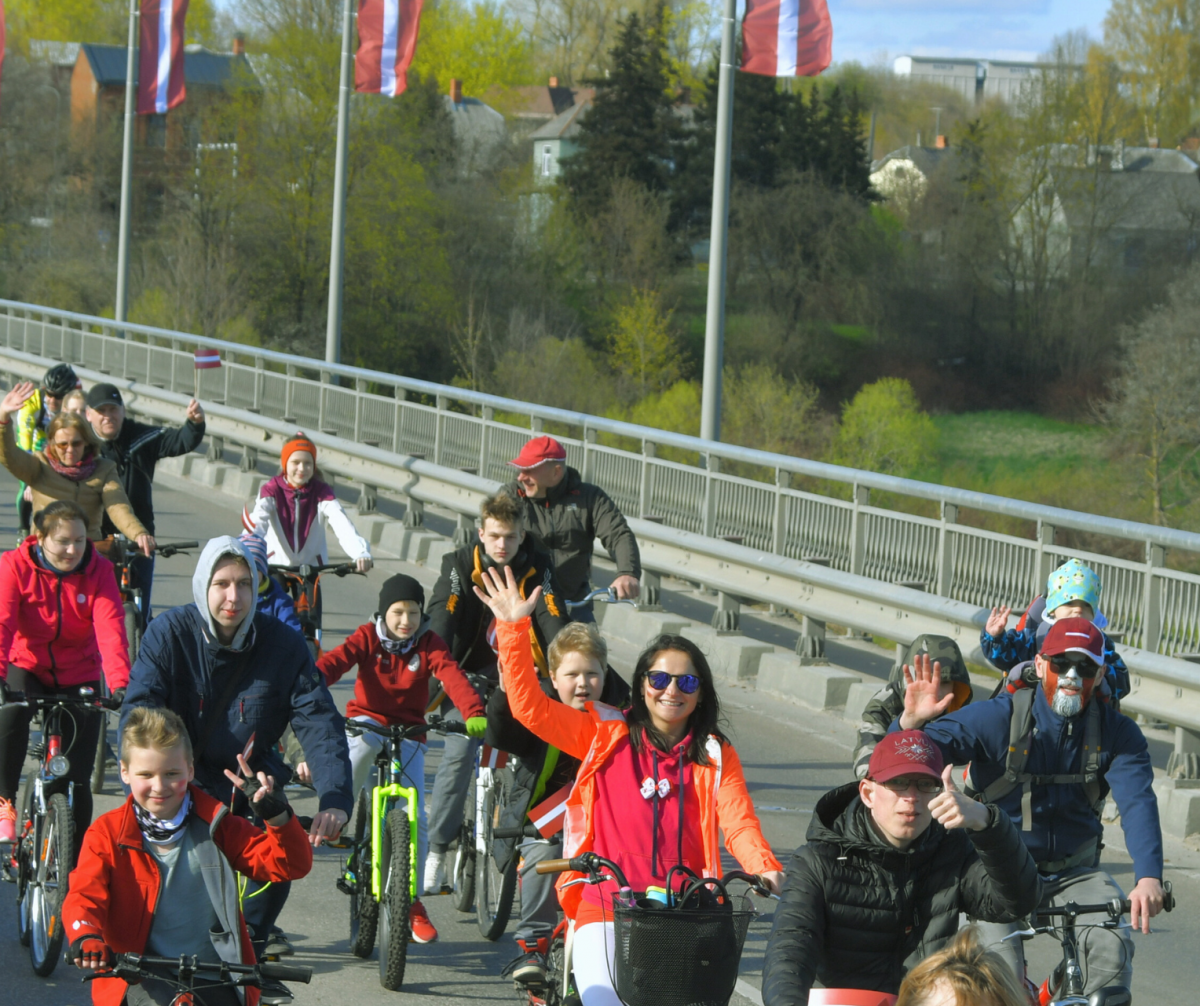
[645,671,701,694]
[874,776,942,794]
[1049,656,1100,679]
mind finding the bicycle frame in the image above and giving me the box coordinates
[371,778,419,901]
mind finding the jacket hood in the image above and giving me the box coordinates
[19,534,98,579]
[808,781,945,860]
[192,536,259,650]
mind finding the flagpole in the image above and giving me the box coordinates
[325,0,354,366]
[114,0,139,335]
[699,0,737,444]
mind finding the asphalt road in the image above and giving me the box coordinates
[0,463,1198,1005]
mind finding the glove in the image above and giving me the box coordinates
[466,716,488,738]
[110,688,126,706]
[0,679,24,705]
[72,936,112,968]
[234,774,290,822]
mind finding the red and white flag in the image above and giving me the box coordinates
[526,783,572,838]
[194,347,221,369]
[138,0,189,114]
[480,745,508,771]
[741,0,832,78]
[356,0,424,97]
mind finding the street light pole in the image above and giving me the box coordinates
[699,0,737,444]
[325,0,354,365]
[114,0,139,333]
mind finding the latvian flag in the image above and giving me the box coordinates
[138,0,189,114]
[194,347,221,369]
[480,745,508,771]
[741,0,832,78]
[526,783,572,838]
[356,0,424,97]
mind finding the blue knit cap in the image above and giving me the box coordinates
[1045,558,1101,617]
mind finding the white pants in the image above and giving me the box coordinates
[346,717,428,874]
[573,921,622,1006]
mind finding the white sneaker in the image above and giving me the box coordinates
[423,850,447,895]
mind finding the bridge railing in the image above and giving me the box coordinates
[3,297,1199,657]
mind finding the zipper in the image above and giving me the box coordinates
[47,575,64,689]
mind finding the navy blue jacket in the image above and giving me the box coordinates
[895,688,1162,882]
[257,578,302,635]
[121,604,353,815]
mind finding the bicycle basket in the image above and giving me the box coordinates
[610,890,756,1006]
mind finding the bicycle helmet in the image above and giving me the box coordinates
[42,364,79,399]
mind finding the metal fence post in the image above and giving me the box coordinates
[703,454,720,537]
[582,426,596,482]
[434,395,447,465]
[850,484,870,576]
[480,406,494,477]
[936,501,959,597]
[318,370,329,429]
[171,338,181,393]
[639,440,656,518]
[1035,521,1057,596]
[253,358,264,412]
[772,469,791,555]
[353,378,366,441]
[797,557,831,664]
[1143,541,1166,653]
[531,414,543,433]
[392,390,405,454]
[284,364,296,421]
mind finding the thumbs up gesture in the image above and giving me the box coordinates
[928,763,990,833]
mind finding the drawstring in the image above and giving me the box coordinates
[677,756,684,871]
[651,749,659,878]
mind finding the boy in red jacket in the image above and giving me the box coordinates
[64,706,312,1006]
[317,573,487,944]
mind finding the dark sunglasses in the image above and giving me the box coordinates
[875,776,942,794]
[1049,655,1100,679]
[645,671,701,694]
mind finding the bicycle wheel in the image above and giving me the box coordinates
[15,776,34,948]
[476,779,517,941]
[124,600,142,665]
[89,714,108,794]
[378,807,412,991]
[348,791,379,958]
[453,775,477,912]
[29,792,72,976]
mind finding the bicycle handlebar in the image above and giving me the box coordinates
[344,716,468,740]
[565,586,637,611]
[1032,881,1175,923]
[155,540,199,557]
[83,952,313,986]
[6,689,121,712]
[536,852,630,888]
[274,562,363,578]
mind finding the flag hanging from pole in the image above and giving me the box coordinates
[138,0,190,114]
[356,0,425,97]
[194,347,221,369]
[741,0,832,78]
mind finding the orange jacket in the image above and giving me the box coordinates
[497,618,783,917]
[62,786,313,1006]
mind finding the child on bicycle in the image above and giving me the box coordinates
[316,573,488,945]
[64,706,312,1006]
[239,533,303,635]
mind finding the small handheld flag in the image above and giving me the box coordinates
[194,347,221,369]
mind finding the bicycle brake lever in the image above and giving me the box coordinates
[1002,928,1038,941]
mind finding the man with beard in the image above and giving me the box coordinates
[896,618,1164,997]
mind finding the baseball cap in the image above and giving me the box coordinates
[85,383,124,409]
[1040,616,1104,665]
[867,730,944,783]
[903,634,968,684]
[509,435,567,470]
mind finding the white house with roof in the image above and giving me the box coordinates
[529,99,591,184]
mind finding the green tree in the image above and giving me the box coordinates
[830,378,937,476]
[6,0,220,48]
[723,363,824,458]
[608,288,681,398]
[414,0,537,97]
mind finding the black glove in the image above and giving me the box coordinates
[0,679,24,705]
[234,774,290,822]
[110,688,126,706]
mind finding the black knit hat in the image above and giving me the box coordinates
[378,574,425,616]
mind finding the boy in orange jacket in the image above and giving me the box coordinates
[63,707,312,1006]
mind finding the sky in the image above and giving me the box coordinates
[826,0,1111,66]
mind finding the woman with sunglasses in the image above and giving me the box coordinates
[474,565,784,1006]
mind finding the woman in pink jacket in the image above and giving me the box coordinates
[0,500,130,844]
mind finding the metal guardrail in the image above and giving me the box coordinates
[3,299,1200,662]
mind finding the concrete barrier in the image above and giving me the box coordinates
[757,652,863,711]
[679,626,773,683]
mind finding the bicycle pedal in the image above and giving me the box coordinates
[336,877,356,896]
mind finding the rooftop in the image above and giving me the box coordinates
[79,43,258,89]
[529,99,591,141]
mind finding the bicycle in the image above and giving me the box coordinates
[564,586,638,615]
[501,913,572,1006]
[535,851,772,1006]
[327,715,467,990]
[1013,881,1176,1006]
[4,687,120,976]
[271,561,364,657]
[90,537,199,794]
[83,951,313,1005]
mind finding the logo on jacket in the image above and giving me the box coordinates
[77,593,87,604]
[409,655,420,672]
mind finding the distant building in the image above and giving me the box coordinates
[869,142,955,204]
[893,55,1074,105]
[529,99,591,184]
[444,78,507,175]
[482,77,594,136]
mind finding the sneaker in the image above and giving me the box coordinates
[423,850,447,895]
[0,797,15,844]
[263,930,295,957]
[409,898,438,944]
[257,979,295,1005]
[507,939,548,988]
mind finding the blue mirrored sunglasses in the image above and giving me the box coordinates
[645,671,701,694]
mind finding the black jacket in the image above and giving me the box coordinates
[427,539,568,678]
[98,416,206,535]
[762,782,1041,1005]
[504,467,640,602]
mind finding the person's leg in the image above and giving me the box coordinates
[129,553,155,624]
[571,922,622,1006]
[396,736,428,874]
[242,877,292,958]
[972,918,1026,985]
[347,718,386,801]
[58,685,103,847]
[1044,867,1134,994]
[427,707,480,854]
[516,838,563,944]
[0,669,35,806]
[17,490,31,535]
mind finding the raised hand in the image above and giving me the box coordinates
[0,381,37,420]
[985,605,1012,637]
[472,564,541,623]
[928,763,989,832]
[899,652,954,730]
[186,398,205,424]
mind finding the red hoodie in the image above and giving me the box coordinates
[0,536,130,690]
[319,622,485,728]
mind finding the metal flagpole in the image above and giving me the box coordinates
[114,0,139,334]
[325,0,354,365]
[699,0,737,444]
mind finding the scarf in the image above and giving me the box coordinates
[259,474,336,554]
[46,452,98,482]
[133,792,192,845]
[376,616,419,657]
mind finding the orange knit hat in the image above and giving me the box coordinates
[281,434,317,469]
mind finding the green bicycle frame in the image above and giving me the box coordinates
[371,774,419,902]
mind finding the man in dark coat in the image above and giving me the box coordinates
[762,730,1041,1005]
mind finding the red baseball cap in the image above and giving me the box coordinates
[509,435,567,470]
[867,730,944,783]
[1040,617,1104,665]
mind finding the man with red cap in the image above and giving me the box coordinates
[762,729,1039,1004]
[898,617,1165,999]
[503,435,641,620]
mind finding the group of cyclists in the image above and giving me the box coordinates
[0,364,1176,1006]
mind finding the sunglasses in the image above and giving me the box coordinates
[875,776,942,795]
[645,671,701,694]
[1049,655,1100,679]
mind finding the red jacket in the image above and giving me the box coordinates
[319,622,485,727]
[63,785,313,1006]
[0,537,130,690]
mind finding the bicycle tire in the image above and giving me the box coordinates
[348,791,378,959]
[29,792,72,976]
[124,601,142,665]
[378,807,412,991]
[15,775,34,948]
[453,775,477,912]
[476,779,517,941]
[89,718,108,794]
